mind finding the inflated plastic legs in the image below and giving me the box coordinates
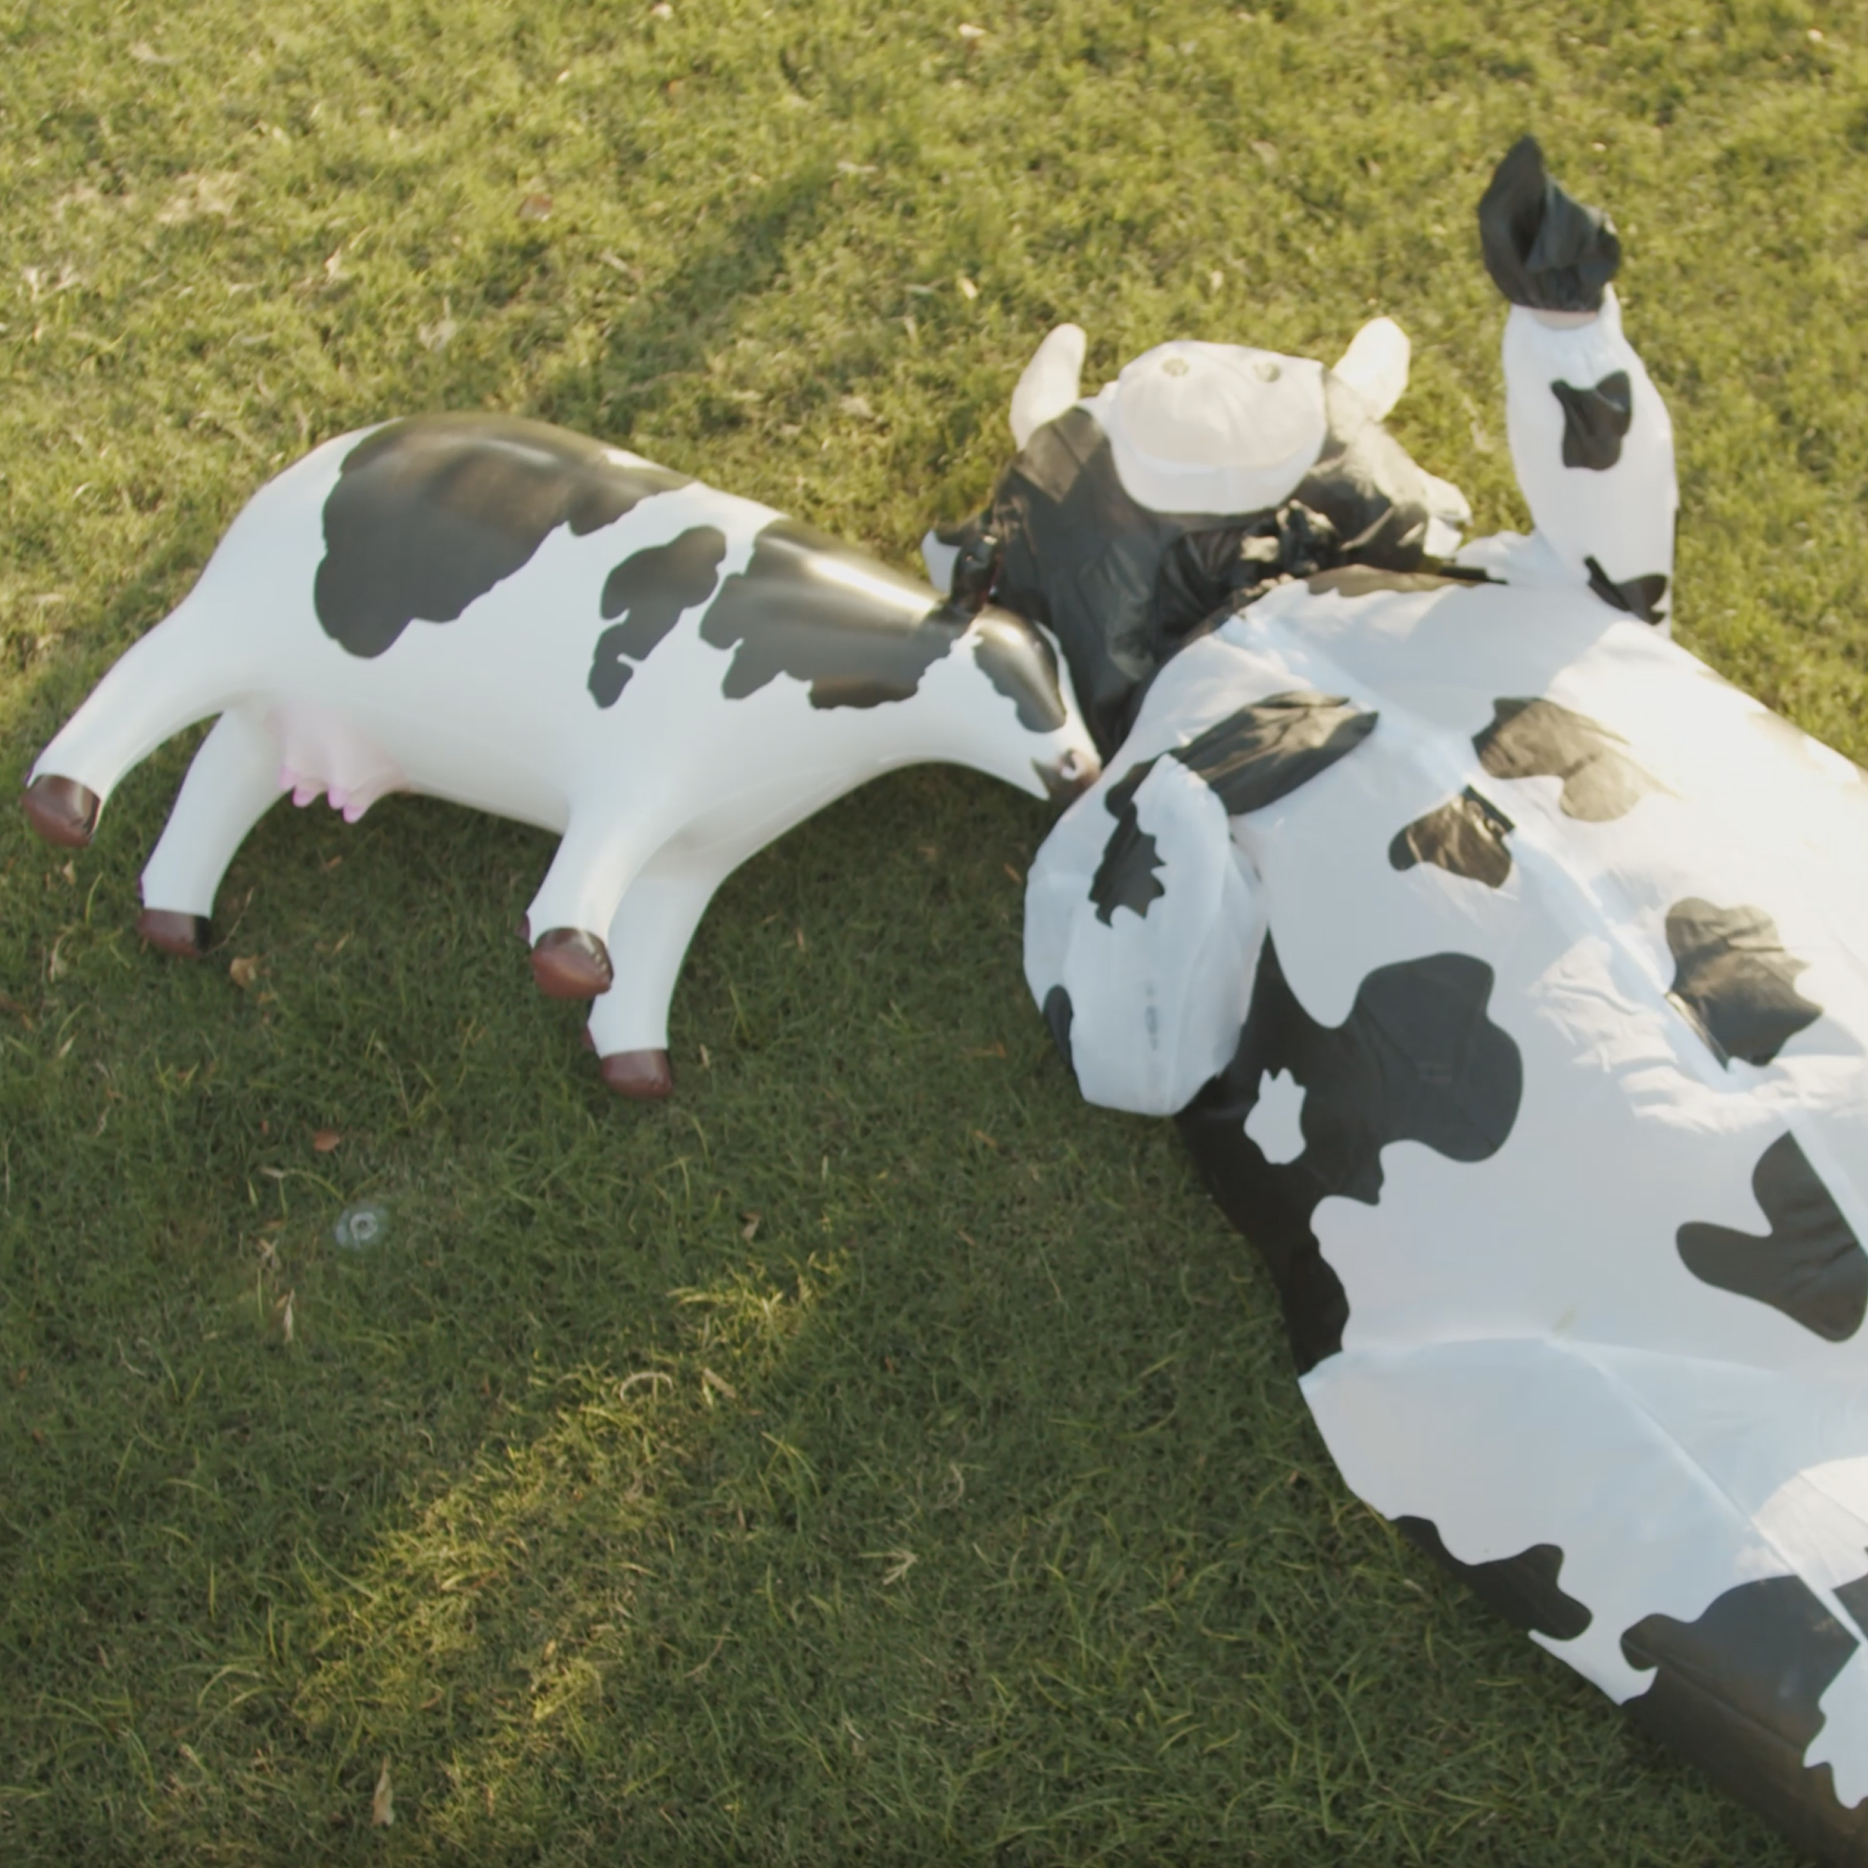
[23,417,1100,1094]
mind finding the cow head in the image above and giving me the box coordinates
[926,319,1472,758]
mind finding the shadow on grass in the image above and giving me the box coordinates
[0,768,1783,1866]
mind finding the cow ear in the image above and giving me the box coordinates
[1332,316,1410,422]
[1010,323,1087,449]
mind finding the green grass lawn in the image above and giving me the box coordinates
[3,0,1863,1860]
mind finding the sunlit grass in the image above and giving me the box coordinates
[4,0,1861,1860]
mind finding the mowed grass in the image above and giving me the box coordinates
[1,0,1863,1860]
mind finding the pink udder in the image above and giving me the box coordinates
[270,707,406,823]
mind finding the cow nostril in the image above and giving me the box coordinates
[1037,747,1100,802]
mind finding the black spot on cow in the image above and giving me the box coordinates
[1622,1573,1868,1867]
[1088,693,1375,926]
[980,408,1228,755]
[1090,763,1166,926]
[1175,691,1377,816]
[697,517,963,708]
[1475,697,1663,822]
[314,415,690,658]
[968,607,1069,732]
[1395,1517,1593,1641]
[1288,371,1439,571]
[587,526,729,709]
[1178,940,1523,1372]
[1042,985,1075,1072]
[1834,1563,1868,1637]
[1390,787,1516,889]
[973,392,1447,759]
[1305,566,1482,600]
[1676,1132,1865,1341]
[1550,371,1633,471]
[1584,555,1670,627]
[1665,898,1823,1068]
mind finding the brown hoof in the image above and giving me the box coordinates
[22,775,100,848]
[138,908,212,957]
[530,926,613,998]
[600,1048,674,1099]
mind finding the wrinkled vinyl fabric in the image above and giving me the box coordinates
[1025,577,1868,1864]
[950,371,1450,758]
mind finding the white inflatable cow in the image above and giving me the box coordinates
[963,141,1868,1862]
[20,421,1099,1095]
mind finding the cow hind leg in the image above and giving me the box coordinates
[136,707,284,955]
[23,595,246,849]
[584,857,725,1098]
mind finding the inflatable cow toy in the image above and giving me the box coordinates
[19,421,1098,1095]
[946,142,1868,1862]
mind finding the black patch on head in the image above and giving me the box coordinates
[1475,696,1663,821]
[587,525,729,709]
[1090,763,1166,926]
[1087,692,1375,927]
[1477,136,1621,314]
[1395,1517,1593,1641]
[1551,371,1633,471]
[314,415,690,658]
[980,398,1445,758]
[985,409,1227,755]
[1177,940,1523,1372]
[1584,555,1670,626]
[1676,1133,1865,1341]
[697,517,962,708]
[1042,984,1075,1071]
[1288,372,1436,571]
[1665,898,1822,1067]
[968,607,1069,732]
[1175,690,1377,817]
[1390,788,1516,889]
[1622,1573,1868,1866]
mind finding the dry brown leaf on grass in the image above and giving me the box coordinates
[372,1758,393,1827]
[228,955,261,990]
[275,1290,295,1343]
[311,1129,341,1153]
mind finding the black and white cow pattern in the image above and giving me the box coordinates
[1006,141,1866,1860]
[1022,579,1868,1861]
[22,414,1098,1091]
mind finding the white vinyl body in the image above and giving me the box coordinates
[1019,288,1868,1839]
[1026,574,1868,1798]
[28,420,1098,1062]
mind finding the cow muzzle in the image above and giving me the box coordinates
[1035,746,1100,802]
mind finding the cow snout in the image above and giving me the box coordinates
[1036,745,1100,802]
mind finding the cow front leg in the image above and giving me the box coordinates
[521,811,666,1000]
[135,706,284,955]
[582,855,724,1098]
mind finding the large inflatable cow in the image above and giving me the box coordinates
[941,140,1868,1862]
[18,425,1100,1095]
